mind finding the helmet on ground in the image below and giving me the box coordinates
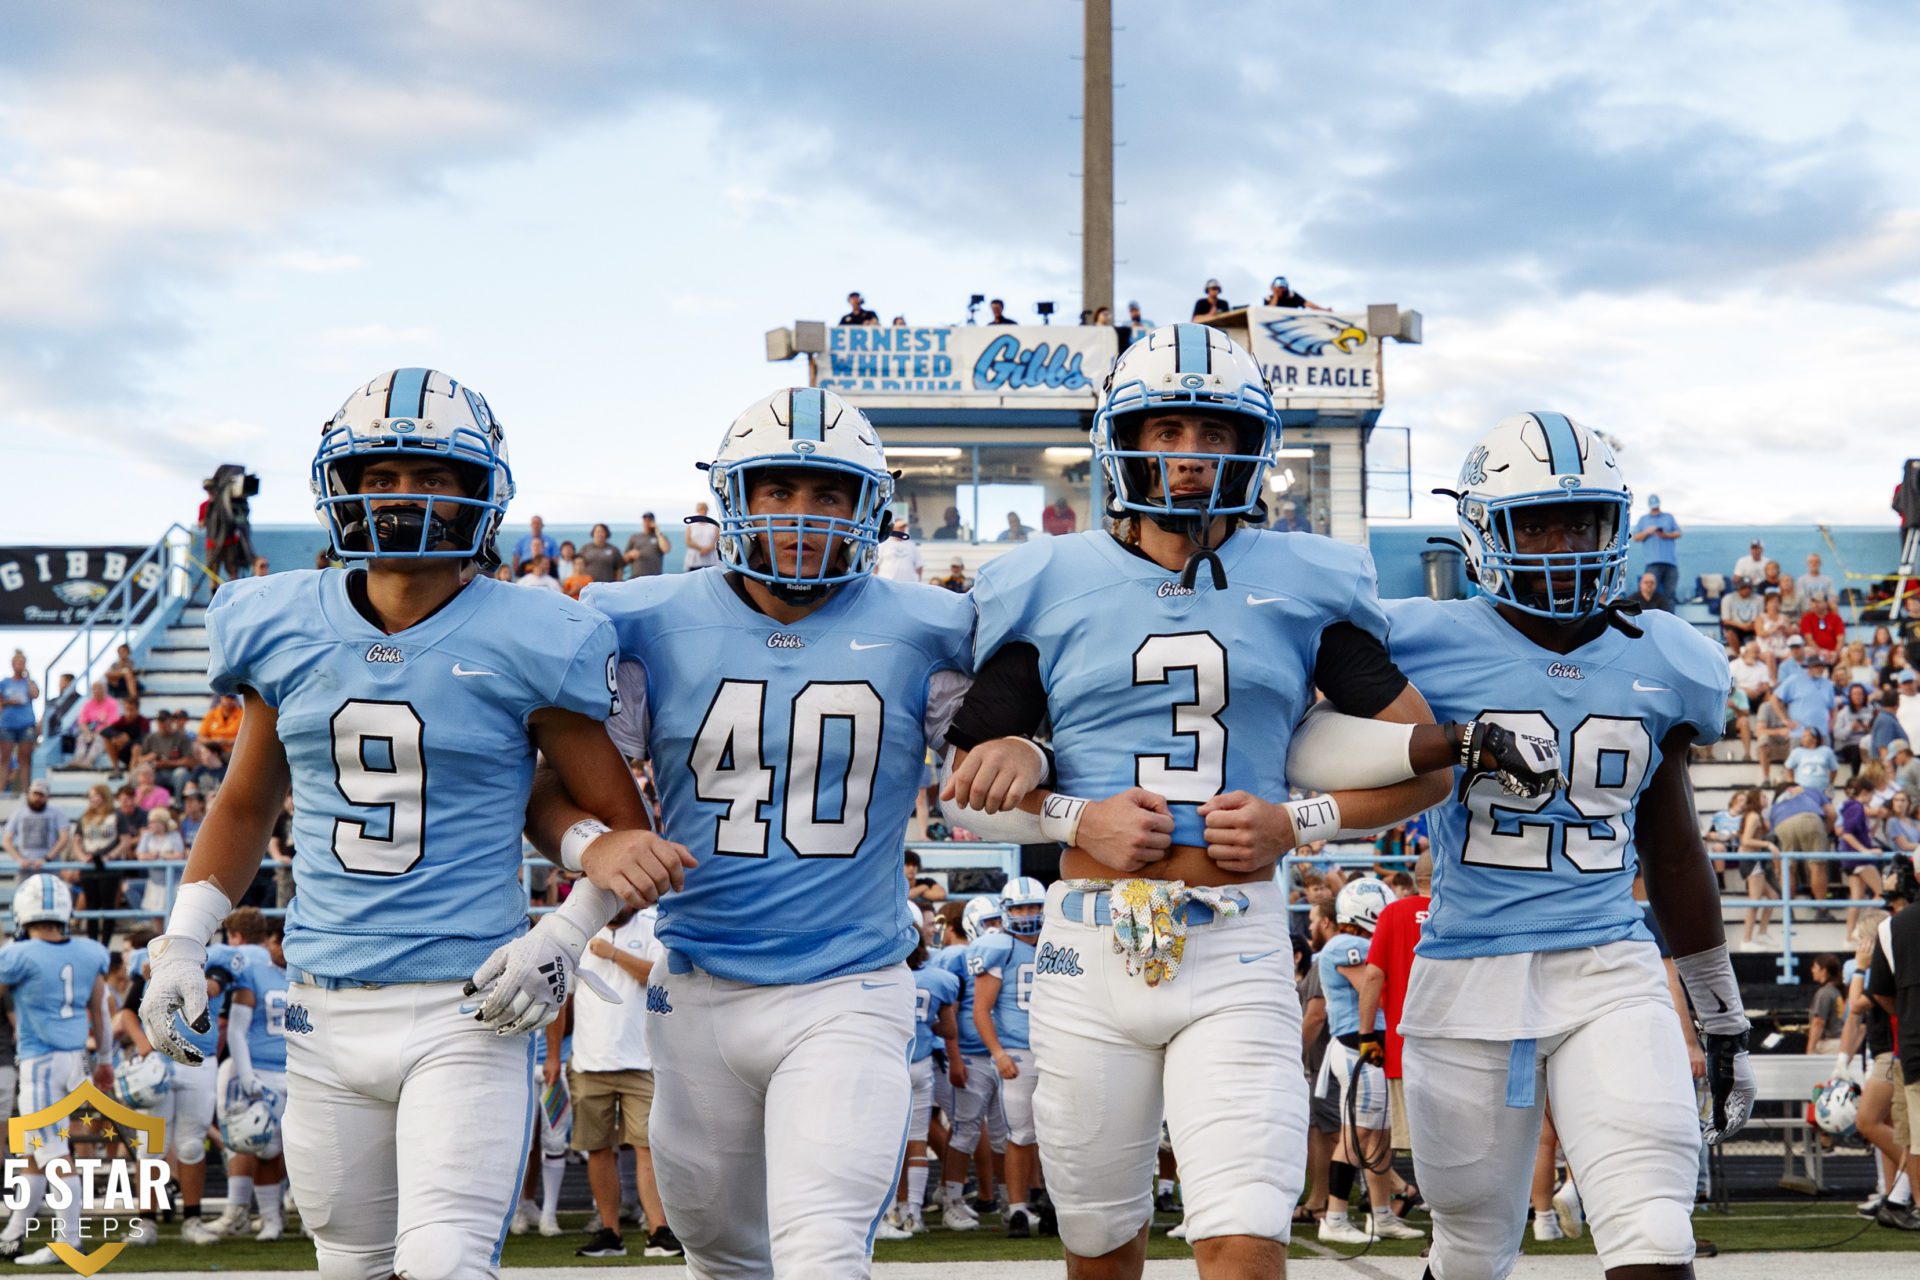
[707,387,893,600]
[1334,877,1392,935]
[115,1052,175,1110]
[961,895,1004,942]
[12,874,73,934]
[1810,1075,1859,1139]
[312,368,513,569]
[1092,324,1280,530]
[220,1083,285,1157]
[1000,876,1047,938]
[1452,412,1631,621]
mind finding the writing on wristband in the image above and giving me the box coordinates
[1284,794,1342,844]
[1039,794,1088,846]
[560,819,611,873]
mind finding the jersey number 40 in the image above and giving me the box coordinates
[1462,711,1653,873]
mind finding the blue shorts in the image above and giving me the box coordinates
[0,724,35,744]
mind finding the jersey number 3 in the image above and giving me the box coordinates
[1462,712,1653,873]
[1132,633,1228,803]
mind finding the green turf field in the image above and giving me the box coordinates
[8,1203,1912,1272]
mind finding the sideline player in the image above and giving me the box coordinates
[970,876,1048,1238]
[933,897,1000,1230]
[213,908,291,1242]
[936,325,1503,1279]
[1382,413,1755,1280]
[526,387,975,1277]
[882,932,961,1236]
[0,876,111,1265]
[138,369,680,1279]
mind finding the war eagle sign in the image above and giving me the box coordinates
[1261,312,1368,357]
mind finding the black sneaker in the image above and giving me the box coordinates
[645,1225,685,1257]
[1877,1201,1920,1232]
[1155,1190,1179,1214]
[576,1228,627,1258]
[970,1196,998,1217]
[1006,1209,1032,1239]
[1035,1193,1058,1237]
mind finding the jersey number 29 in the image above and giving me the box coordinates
[1462,712,1653,872]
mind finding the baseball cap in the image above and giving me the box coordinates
[1786,634,1805,646]
[1890,739,1913,756]
[1205,278,1221,289]
[1646,493,1661,508]
[1900,670,1917,684]
[1749,539,1764,548]
[27,779,48,797]
[1733,575,1751,587]
[1271,275,1289,289]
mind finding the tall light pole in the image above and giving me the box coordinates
[1082,0,1114,320]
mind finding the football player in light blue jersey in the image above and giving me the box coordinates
[528,387,974,1279]
[971,877,1046,1239]
[936,324,1468,1278]
[0,876,111,1265]
[1378,413,1755,1280]
[138,368,680,1280]
[935,894,1004,1231]
[883,936,961,1236]
[212,908,292,1243]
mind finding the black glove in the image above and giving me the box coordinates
[1456,720,1564,801]
[1702,1028,1756,1144]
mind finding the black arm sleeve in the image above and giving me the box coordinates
[946,642,1048,751]
[1312,622,1410,718]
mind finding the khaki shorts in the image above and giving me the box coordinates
[1389,1076,1411,1152]
[569,1067,653,1152]
[1872,1053,1909,1154]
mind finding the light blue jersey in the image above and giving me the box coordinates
[972,530,1388,846]
[586,570,972,985]
[1317,935,1377,1039]
[912,964,961,1063]
[1385,596,1727,960]
[938,943,988,1057]
[969,931,1035,1050]
[207,570,618,984]
[229,944,289,1074]
[0,937,110,1059]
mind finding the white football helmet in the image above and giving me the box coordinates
[220,1082,286,1157]
[114,1052,175,1110]
[1092,323,1280,527]
[1000,876,1047,938]
[1451,412,1631,621]
[707,387,894,598]
[312,368,514,568]
[12,874,74,934]
[1334,877,1392,935]
[1810,1075,1859,1138]
[961,895,1004,942]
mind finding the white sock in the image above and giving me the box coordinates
[541,1156,565,1218]
[255,1181,284,1222]
[908,1162,930,1214]
[1158,1178,1175,1196]
[1009,1201,1028,1219]
[4,1177,46,1241]
[58,1175,81,1246]
[945,1181,964,1201]
[227,1175,254,1214]
[1892,1171,1914,1206]
[1325,1207,1349,1224]
[1372,1204,1395,1220]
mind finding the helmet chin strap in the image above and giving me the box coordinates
[343,505,465,559]
[1156,496,1230,591]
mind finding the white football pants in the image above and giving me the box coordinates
[1404,996,1700,1278]
[1030,879,1307,1255]
[647,954,915,1280]
[281,980,535,1280]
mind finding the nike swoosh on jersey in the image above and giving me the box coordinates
[1246,594,1286,606]
[1632,679,1671,692]
[1238,948,1287,965]
[451,664,498,678]
[849,640,892,651]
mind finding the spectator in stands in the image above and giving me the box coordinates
[555,540,578,581]
[987,299,1015,325]
[1802,594,1846,660]
[1705,788,1753,860]
[198,692,243,752]
[1900,669,1920,745]
[1799,553,1836,604]
[512,515,557,575]
[903,851,946,907]
[104,643,140,702]
[1761,560,1797,616]
[1732,538,1768,585]
[1839,779,1884,936]
[136,808,184,864]
[1631,571,1674,614]
[1737,788,1782,949]
[1846,641,1879,689]
[931,560,970,593]
[1091,306,1114,325]
[579,524,622,584]
[179,791,207,849]
[1771,779,1835,922]
[1629,494,1683,600]
[683,502,720,570]
[1729,642,1771,704]
[1191,278,1230,319]
[135,709,192,792]
[1884,790,1920,859]
[930,507,966,542]
[1786,727,1839,795]
[1724,683,1754,761]
[251,556,271,577]
[840,292,878,326]
[1836,683,1880,768]
[1263,276,1326,311]
[3,779,72,872]
[1127,301,1152,329]
[184,740,227,795]
[1893,740,1920,806]
[517,554,562,591]
[997,512,1030,544]
[1720,576,1762,650]
[1807,955,1846,1054]
[1870,692,1908,764]
[40,672,77,746]
[269,792,296,907]
[74,784,120,942]
[1041,497,1077,537]
[562,557,595,600]
[1756,593,1795,673]
[624,514,670,579]
[1775,654,1838,739]
[874,517,922,582]
[68,680,118,770]
[101,696,150,776]
[131,763,171,815]
[1754,694,1795,783]
[1871,625,1898,670]
[0,650,37,795]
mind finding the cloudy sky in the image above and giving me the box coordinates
[4,0,1918,545]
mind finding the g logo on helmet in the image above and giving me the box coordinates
[792,440,818,455]
[1179,373,1205,389]
[1559,475,1582,491]
[387,418,418,434]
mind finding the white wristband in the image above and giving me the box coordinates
[161,880,235,947]
[1284,794,1343,845]
[1038,794,1089,846]
[560,819,611,873]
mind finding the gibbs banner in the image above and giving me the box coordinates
[0,547,159,626]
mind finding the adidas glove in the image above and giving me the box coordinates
[1457,719,1564,801]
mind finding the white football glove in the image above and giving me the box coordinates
[139,936,213,1066]
[464,913,620,1037]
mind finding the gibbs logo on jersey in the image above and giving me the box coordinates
[1385,594,1729,960]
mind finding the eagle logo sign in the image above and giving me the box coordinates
[1261,313,1368,358]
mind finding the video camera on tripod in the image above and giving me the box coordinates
[202,463,261,580]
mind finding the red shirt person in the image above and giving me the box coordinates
[1799,596,1845,660]
[1357,861,1431,1154]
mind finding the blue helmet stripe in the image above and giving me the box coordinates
[1534,411,1582,476]
[789,387,825,441]
[1174,323,1212,374]
[42,877,53,910]
[386,367,431,419]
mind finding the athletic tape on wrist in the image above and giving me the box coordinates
[1284,794,1343,845]
[559,819,610,873]
[160,880,234,948]
[1038,794,1088,846]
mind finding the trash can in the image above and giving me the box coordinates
[1421,547,1466,600]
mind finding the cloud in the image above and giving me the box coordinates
[322,324,438,346]
[271,250,364,274]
